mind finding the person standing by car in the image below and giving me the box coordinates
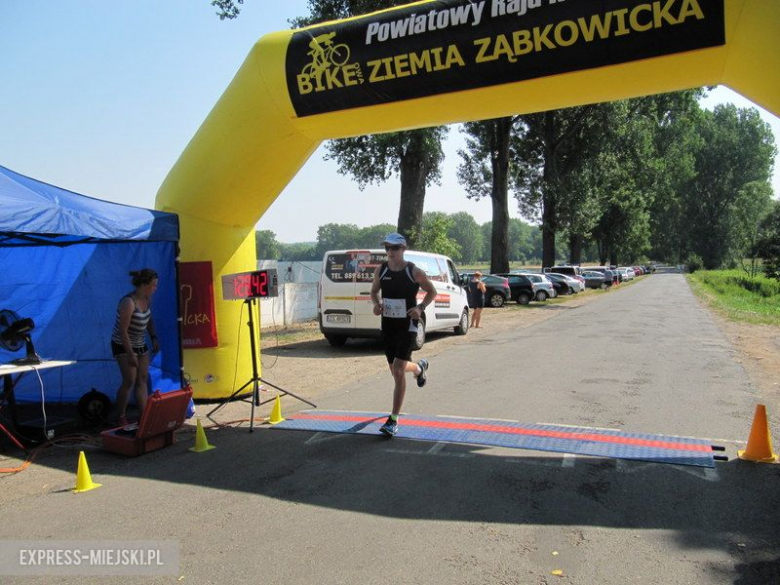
[370,233,437,437]
[468,271,487,328]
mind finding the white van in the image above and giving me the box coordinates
[318,249,470,348]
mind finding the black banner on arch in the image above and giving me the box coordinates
[285,0,725,118]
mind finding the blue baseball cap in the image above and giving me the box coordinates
[380,233,407,247]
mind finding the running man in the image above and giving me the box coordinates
[370,233,437,437]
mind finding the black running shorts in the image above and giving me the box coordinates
[382,321,417,364]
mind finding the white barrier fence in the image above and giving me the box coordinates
[257,260,321,329]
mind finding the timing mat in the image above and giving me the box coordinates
[272,411,718,468]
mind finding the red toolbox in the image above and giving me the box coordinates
[101,387,193,456]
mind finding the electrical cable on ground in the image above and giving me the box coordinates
[0,434,100,474]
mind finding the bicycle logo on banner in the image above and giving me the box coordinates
[301,32,351,81]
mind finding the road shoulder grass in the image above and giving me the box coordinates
[687,270,780,326]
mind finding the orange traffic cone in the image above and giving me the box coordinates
[268,396,285,425]
[189,418,215,452]
[738,404,778,463]
[73,451,102,493]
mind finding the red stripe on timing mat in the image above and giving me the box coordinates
[293,413,710,453]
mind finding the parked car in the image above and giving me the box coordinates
[543,265,582,278]
[543,273,574,295]
[494,273,535,304]
[460,273,510,308]
[516,272,557,301]
[588,266,619,285]
[581,270,610,289]
[545,272,584,294]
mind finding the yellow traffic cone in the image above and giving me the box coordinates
[73,451,102,493]
[268,396,285,425]
[189,418,215,452]
[738,404,778,463]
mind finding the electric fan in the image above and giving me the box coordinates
[0,309,41,365]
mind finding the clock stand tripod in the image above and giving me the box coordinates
[207,296,316,431]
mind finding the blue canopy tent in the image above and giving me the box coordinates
[0,164,183,409]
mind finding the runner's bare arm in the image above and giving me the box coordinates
[370,266,383,316]
[408,267,437,319]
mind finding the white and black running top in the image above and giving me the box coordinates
[378,261,420,325]
[111,295,152,348]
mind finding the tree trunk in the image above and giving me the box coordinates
[569,233,583,265]
[597,239,607,266]
[541,112,557,269]
[490,118,512,274]
[397,133,428,248]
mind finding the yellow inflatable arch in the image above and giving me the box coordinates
[157,0,779,399]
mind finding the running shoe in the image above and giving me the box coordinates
[379,416,398,437]
[416,358,429,388]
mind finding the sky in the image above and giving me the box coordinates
[1,1,778,244]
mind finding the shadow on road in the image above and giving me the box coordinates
[5,423,779,583]
[260,331,453,359]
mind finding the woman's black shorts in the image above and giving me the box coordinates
[111,341,149,358]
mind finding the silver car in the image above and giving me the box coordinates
[517,273,557,301]
[547,272,585,293]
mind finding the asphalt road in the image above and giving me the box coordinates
[2,274,778,585]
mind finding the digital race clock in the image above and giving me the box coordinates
[221,269,279,300]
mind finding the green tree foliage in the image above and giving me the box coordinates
[211,0,243,20]
[315,223,362,256]
[510,107,605,268]
[732,181,774,276]
[313,222,403,256]
[325,128,447,247]
[558,92,702,266]
[757,201,780,281]
[278,242,318,261]
[293,0,448,248]
[457,117,519,273]
[647,92,702,264]
[447,212,484,264]
[587,101,657,265]
[291,0,398,27]
[418,213,460,258]
[481,219,540,264]
[255,229,280,260]
[355,223,397,248]
[686,104,776,269]
[508,218,537,264]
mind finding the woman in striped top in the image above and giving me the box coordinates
[111,268,159,425]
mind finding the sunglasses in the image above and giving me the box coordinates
[384,245,403,251]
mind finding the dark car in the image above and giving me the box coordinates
[589,266,618,285]
[460,273,510,308]
[581,270,609,289]
[494,273,535,305]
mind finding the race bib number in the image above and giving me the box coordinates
[383,298,407,319]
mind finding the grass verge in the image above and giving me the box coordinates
[687,270,780,326]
